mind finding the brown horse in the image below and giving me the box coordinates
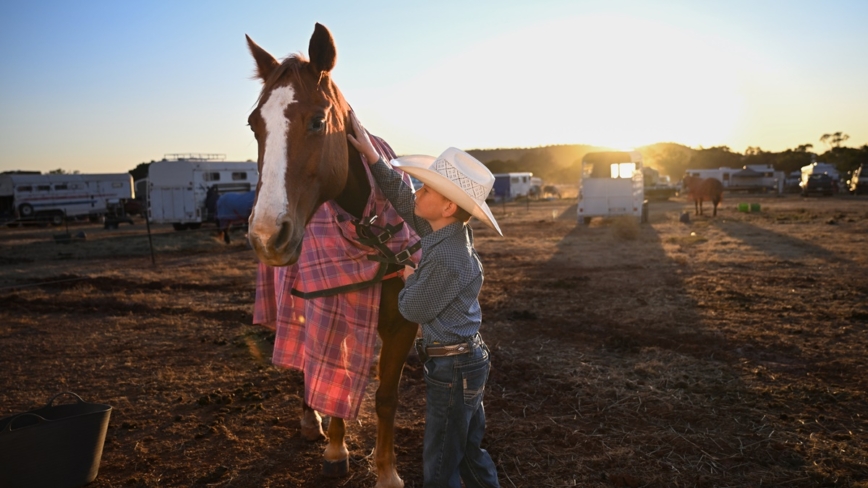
[683,175,724,217]
[245,25,417,488]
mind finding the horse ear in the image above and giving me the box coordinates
[246,34,280,82]
[308,23,337,73]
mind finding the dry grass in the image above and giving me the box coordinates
[1,195,867,487]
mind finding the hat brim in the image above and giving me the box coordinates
[391,155,502,236]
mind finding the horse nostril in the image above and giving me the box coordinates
[273,220,293,249]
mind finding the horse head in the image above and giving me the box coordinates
[245,24,354,266]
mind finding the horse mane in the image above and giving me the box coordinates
[254,54,308,105]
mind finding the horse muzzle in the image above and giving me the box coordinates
[248,216,304,266]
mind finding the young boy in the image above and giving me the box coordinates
[348,112,502,488]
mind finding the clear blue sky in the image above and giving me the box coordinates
[2,0,867,174]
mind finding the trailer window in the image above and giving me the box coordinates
[511,177,519,184]
[37,185,51,191]
[610,162,636,179]
[203,172,221,181]
[17,186,33,192]
[54,184,68,190]
[112,182,123,188]
[231,172,248,181]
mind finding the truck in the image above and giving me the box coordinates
[491,172,534,201]
[577,151,646,224]
[642,166,678,201]
[800,162,840,194]
[0,172,134,226]
[146,154,258,230]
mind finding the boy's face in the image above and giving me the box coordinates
[413,184,452,222]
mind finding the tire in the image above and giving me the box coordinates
[172,223,188,231]
[582,217,592,225]
[188,223,202,230]
[18,203,34,218]
[50,213,64,226]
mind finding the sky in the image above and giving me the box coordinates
[1,0,867,174]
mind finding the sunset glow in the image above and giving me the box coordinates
[1,1,866,173]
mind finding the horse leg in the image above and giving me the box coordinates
[373,277,418,488]
[300,400,326,441]
[323,417,349,477]
[694,199,699,216]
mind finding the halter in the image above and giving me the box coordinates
[289,210,421,300]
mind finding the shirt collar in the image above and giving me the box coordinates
[422,220,465,248]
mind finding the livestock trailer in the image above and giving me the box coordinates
[0,172,134,226]
[492,172,534,201]
[683,165,784,194]
[577,151,646,224]
[146,155,258,230]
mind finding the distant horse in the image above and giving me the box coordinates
[214,191,254,244]
[683,175,724,217]
[245,24,418,488]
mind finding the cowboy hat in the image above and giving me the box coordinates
[391,147,502,236]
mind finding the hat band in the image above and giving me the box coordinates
[433,159,489,202]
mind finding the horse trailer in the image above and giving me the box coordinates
[0,172,134,226]
[492,172,534,201]
[684,165,784,194]
[577,151,646,225]
[146,155,258,230]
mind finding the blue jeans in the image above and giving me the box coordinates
[422,341,500,488]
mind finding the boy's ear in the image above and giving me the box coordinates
[442,200,459,219]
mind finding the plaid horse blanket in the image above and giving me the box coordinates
[253,136,419,419]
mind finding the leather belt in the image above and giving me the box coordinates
[415,336,481,363]
[426,342,472,358]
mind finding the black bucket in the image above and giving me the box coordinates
[0,392,112,488]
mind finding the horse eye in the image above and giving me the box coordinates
[308,116,326,133]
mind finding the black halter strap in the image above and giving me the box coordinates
[290,212,420,300]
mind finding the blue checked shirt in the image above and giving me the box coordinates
[371,159,484,345]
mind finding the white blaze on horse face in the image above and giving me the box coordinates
[253,85,296,235]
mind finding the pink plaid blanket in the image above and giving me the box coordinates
[253,136,419,419]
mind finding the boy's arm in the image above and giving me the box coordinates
[369,161,432,235]
[347,111,432,235]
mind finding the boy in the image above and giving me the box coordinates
[348,112,502,488]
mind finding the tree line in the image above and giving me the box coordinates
[469,132,868,185]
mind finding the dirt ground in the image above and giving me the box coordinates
[1,193,866,487]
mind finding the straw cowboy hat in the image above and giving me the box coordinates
[391,147,503,236]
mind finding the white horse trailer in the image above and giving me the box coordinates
[146,155,258,230]
[0,172,134,226]
[577,151,646,225]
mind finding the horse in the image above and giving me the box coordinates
[245,24,418,488]
[214,190,254,244]
[683,175,724,217]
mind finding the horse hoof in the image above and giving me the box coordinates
[300,424,326,441]
[322,457,349,478]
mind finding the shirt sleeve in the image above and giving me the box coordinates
[398,252,464,324]
[370,159,432,236]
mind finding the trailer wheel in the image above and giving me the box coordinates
[50,213,65,226]
[582,217,592,225]
[172,223,188,231]
[18,203,34,218]
[188,223,202,230]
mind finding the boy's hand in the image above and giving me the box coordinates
[403,265,415,280]
[347,111,380,166]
